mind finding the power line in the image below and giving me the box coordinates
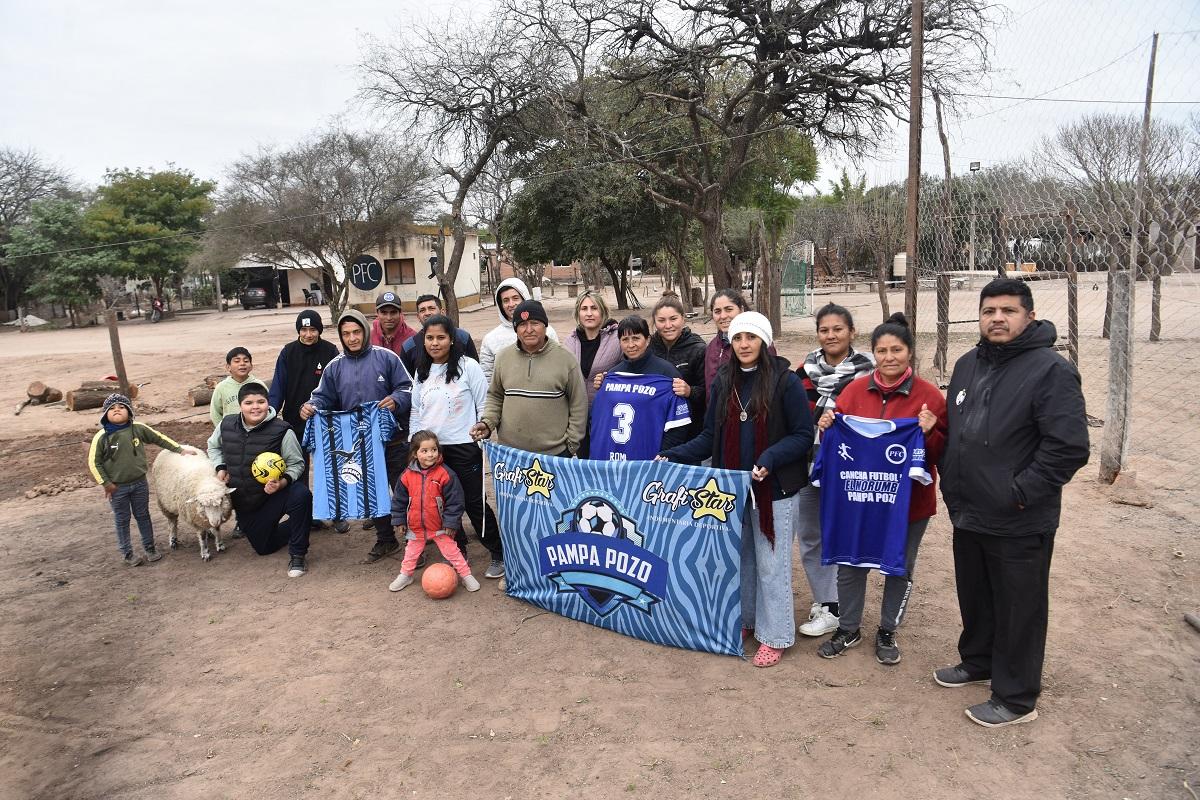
[951,92,1199,105]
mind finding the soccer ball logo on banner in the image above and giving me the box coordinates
[572,497,643,546]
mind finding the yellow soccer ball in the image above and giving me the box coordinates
[250,452,287,484]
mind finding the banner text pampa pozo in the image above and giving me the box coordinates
[484,443,751,657]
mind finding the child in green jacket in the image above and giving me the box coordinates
[87,394,187,566]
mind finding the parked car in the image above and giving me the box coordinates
[240,287,269,309]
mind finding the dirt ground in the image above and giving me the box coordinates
[0,289,1196,800]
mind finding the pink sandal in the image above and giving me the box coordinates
[752,643,784,668]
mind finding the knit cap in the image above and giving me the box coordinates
[295,309,323,333]
[728,311,774,349]
[512,300,549,327]
[100,393,133,422]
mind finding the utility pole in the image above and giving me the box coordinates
[969,161,980,271]
[1100,32,1157,484]
[904,0,924,329]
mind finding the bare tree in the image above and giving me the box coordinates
[1036,113,1200,340]
[505,0,990,292]
[0,148,73,312]
[848,185,907,318]
[360,16,555,322]
[221,129,434,319]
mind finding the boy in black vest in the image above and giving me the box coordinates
[206,382,312,577]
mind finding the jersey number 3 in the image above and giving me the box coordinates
[610,402,635,444]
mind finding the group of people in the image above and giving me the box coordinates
[88,275,1089,728]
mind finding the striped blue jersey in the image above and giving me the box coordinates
[812,414,931,576]
[589,373,691,461]
[303,401,396,520]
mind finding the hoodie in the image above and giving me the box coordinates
[307,309,413,436]
[479,277,559,382]
[940,319,1090,537]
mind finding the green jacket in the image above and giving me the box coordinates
[88,423,182,486]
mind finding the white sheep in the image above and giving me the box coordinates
[150,447,234,561]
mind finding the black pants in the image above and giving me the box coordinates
[237,483,312,558]
[372,439,409,547]
[953,527,1056,715]
[441,442,502,559]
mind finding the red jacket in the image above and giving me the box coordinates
[389,458,465,537]
[370,316,416,357]
[833,371,948,521]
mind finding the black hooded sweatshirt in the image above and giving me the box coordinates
[940,319,1090,537]
[274,337,340,432]
[650,326,708,439]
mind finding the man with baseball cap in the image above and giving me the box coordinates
[370,291,417,357]
[471,300,587,458]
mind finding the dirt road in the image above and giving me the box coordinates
[0,295,1195,799]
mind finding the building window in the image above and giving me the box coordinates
[385,258,415,284]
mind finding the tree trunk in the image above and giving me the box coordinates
[440,220,465,325]
[757,222,781,333]
[876,253,891,319]
[699,196,736,291]
[189,386,214,406]
[599,254,628,311]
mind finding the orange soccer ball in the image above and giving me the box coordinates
[421,563,458,599]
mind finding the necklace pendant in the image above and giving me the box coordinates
[739,411,748,423]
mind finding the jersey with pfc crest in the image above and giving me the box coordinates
[811,414,931,576]
[303,401,396,520]
[589,372,691,461]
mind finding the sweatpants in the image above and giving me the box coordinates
[237,482,312,558]
[953,527,1055,715]
[836,518,929,632]
[794,485,838,605]
[441,442,502,559]
[109,478,154,556]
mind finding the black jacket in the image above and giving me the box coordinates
[219,415,291,515]
[940,320,1089,537]
[650,327,707,439]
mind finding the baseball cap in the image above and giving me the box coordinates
[375,291,402,310]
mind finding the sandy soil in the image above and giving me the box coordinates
[0,287,1196,799]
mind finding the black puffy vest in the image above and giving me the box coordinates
[220,415,291,514]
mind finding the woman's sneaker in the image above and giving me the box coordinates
[484,559,505,579]
[875,628,900,665]
[817,628,862,658]
[798,603,840,637]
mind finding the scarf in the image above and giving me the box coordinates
[874,366,913,393]
[101,419,131,435]
[721,370,775,547]
[803,347,874,414]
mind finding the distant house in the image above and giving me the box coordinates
[233,225,483,311]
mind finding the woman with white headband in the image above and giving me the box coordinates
[658,312,814,668]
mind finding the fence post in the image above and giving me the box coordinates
[1063,201,1080,367]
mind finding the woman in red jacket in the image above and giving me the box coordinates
[813,312,948,666]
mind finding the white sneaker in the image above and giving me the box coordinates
[388,572,415,592]
[798,603,840,637]
[461,574,481,592]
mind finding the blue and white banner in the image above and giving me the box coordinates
[484,442,751,657]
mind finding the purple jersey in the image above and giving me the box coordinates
[812,414,931,576]
[589,372,690,461]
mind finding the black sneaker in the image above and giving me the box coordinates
[817,628,862,659]
[364,541,400,563]
[933,665,991,688]
[122,552,144,567]
[333,520,350,534]
[415,551,428,569]
[875,628,900,665]
[287,555,307,578]
[144,547,163,563]
[229,524,244,540]
[362,519,376,530]
[966,699,1038,728]
[311,519,327,531]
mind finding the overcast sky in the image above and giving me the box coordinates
[1,0,1197,194]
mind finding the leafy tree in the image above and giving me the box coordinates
[5,198,114,326]
[85,168,215,299]
[504,161,671,309]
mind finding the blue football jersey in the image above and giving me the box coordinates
[589,372,691,461]
[303,401,396,520]
[812,414,931,576]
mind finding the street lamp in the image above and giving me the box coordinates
[969,161,981,271]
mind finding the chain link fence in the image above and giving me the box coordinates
[787,3,1200,522]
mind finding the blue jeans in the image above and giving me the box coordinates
[110,478,154,556]
[741,492,799,649]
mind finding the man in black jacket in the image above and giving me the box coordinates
[935,279,1089,728]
